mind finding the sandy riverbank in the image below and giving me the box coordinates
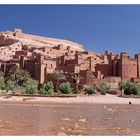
[0,94,140,104]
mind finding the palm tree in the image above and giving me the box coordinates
[50,70,66,93]
[7,65,31,86]
[72,74,82,94]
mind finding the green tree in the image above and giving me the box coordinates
[0,76,5,90]
[23,79,38,94]
[119,81,126,90]
[7,65,31,86]
[101,80,108,95]
[86,85,97,95]
[59,82,72,94]
[129,83,139,95]
[39,81,54,94]
[72,74,82,93]
[119,81,140,95]
[50,70,65,92]
[118,81,132,95]
[5,80,16,92]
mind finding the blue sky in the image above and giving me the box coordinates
[0,5,140,56]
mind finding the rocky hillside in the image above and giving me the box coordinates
[0,29,84,51]
[0,29,84,61]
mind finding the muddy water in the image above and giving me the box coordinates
[0,102,140,135]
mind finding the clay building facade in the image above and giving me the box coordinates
[0,29,140,86]
[1,44,140,85]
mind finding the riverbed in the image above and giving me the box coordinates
[0,102,140,135]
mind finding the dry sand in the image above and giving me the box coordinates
[0,94,140,104]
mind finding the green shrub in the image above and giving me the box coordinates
[133,84,140,95]
[86,85,96,95]
[13,85,26,94]
[59,82,72,94]
[127,83,140,95]
[0,76,5,90]
[129,84,137,95]
[5,80,16,92]
[118,81,140,95]
[124,81,132,94]
[50,71,66,92]
[119,81,127,90]
[23,79,38,94]
[101,80,108,95]
[39,81,54,94]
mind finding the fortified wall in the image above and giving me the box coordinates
[120,52,140,81]
[0,29,140,88]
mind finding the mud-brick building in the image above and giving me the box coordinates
[119,52,140,81]
[95,52,140,82]
[1,29,140,87]
[1,45,140,86]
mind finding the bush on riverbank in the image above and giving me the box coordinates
[5,80,16,92]
[100,80,108,95]
[23,79,38,94]
[39,81,54,94]
[118,81,140,95]
[59,82,72,94]
[85,85,97,95]
[0,76,5,90]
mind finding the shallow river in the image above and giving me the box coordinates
[0,102,140,135]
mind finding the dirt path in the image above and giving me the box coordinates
[0,94,140,104]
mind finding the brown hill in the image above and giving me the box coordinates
[0,28,84,51]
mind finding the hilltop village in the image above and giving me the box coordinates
[0,29,140,90]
